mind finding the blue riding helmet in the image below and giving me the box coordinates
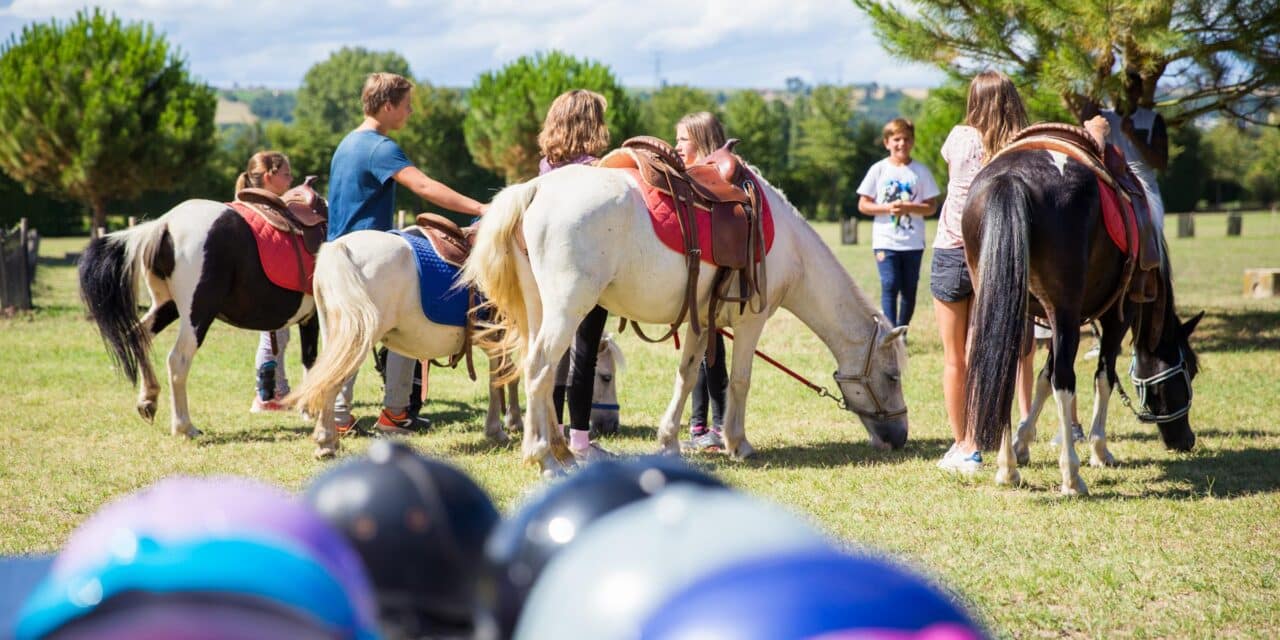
[638,549,986,640]
[15,536,381,640]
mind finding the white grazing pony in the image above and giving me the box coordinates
[461,164,909,474]
[285,230,520,458]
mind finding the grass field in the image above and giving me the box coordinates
[2,213,1279,638]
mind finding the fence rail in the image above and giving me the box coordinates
[0,218,37,311]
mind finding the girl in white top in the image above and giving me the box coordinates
[931,71,1030,473]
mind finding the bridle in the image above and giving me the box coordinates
[829,321,908,421]
[1115,346,1193,423]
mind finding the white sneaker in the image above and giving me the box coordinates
[938,449,983,475]
[935,443,960,468]
[1083,344,1101,360]
[571,441,616,464]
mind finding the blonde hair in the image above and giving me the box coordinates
[964,70,1029,159]
[361,72,413,116]
[234,151,290,193]
[538,90,610,165]
[676,111,727,162]
[882,118,915,142]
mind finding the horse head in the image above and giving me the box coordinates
[835,319,909,450]
[1131,298,1203,451]
[590,334,625,437]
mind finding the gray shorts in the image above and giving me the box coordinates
[930,247,972,303]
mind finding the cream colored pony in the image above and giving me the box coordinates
[461,164,909,474]
[285,230,519,458]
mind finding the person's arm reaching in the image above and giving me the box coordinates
[393,166,486,216]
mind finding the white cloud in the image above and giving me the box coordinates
[0,0,943,89]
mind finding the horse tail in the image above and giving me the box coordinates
[78,220,170,385]
[285,240,380,418]
[461,179,539,385]
[966,175,1031,451]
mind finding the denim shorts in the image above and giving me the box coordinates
[930,247,972,302]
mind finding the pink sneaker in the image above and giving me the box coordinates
[249,397,288,413]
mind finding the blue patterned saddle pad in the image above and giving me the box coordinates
[390,229,470,327]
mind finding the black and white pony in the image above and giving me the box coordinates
[79,200,318,437]
[963,134,1202,495]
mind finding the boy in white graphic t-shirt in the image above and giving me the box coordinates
[857,117,940,330]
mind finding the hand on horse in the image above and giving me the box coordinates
[1084,115,1110,149]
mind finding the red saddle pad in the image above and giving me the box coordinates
[230,202,315,293]
[1096,177,1138,258]
[622,168,776,264]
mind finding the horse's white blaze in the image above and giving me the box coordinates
[1047,150,1069,175]
[1054,389,1087,495]
[1089,375,1116,467]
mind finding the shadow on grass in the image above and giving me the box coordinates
[1024,445,1280,500]
[1192,308,1280,353]
[195,423,314,446]
[689,435,956,469]
[37,253,79,268]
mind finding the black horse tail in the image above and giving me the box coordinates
[966,176,1031,451]
[78,221,170,385]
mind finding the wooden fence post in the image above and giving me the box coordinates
[1226,212,1242,236]
[397,210,406,229]
[127,216,137,228]
[841,217,858,245]
[1177,213,1195,238]
[17,218,31,309]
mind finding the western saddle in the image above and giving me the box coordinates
[235,175,329,255]
[599,136,767,365]
[995,123,1163,308]
[411,212,482,380]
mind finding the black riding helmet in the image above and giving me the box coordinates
[474,456,725,640]
[304,441,499,638]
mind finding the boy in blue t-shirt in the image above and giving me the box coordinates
[327,72,487,435]
[856,117,940,330]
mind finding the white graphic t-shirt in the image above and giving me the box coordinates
[857,158,940,251]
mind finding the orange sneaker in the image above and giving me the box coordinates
[335,416,358,437]
[376,409,423,435]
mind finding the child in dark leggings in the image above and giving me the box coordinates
[674,111,732,452]
[539,89,614,462]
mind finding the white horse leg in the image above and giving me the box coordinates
[166,319,201,438]
[995,425,1022,486]
[1014,363,1051,464]
[523,317,577,471]
[1088,373,1116,467]
[312,387,340,459]
[482,366,511,445]
[721,317,767,460]
[656,324,710,455]
[1054,389,1087,495]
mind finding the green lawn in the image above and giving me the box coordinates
[2,213,1279,638]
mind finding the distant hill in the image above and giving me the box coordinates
[214,98,258,126]
[216,88,297,124]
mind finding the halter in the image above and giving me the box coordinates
[1116,347,1193,423]
[829,322,908,421]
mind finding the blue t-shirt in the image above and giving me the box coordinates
[326,129,412,240]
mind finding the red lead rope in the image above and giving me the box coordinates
[717,329,826,395]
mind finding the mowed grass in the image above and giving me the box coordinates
[3,213,1279,638]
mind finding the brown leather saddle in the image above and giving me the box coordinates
[410,212,481,380]
[413,212,475,268]
[235,175,329,255]
[997,124,1162,305]
[599,136,767,365]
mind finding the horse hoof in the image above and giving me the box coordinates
[730,441,756,461]
[1061,478,1089,496]
[1089,453,1116,468]
[995,469,1022,487]
[173,426,201,438]
[313,445,338,460]
[486,429,512,446]
[137,402,157,423]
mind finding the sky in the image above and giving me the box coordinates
[0,0,945,90]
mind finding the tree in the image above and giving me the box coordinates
[721,91,788,178]
[791,85,863,221]
[1159,123,1208,212]
[852,0,1280,125]
[0,9,216,232]
[643,85,720,142]
[464,51,641,183]
[395,84,502,211]
[1244,126,1280,205]
[1201,120,1255,205]
[284,48,414,182]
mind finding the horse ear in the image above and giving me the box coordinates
[883,326,908,346]
[1181,310,1205,337]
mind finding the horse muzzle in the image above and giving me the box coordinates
[861,413,908,450]
[1157,418,1196,452]
[590,405,620,437]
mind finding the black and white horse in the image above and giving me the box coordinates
[79,200,318,438]
[962,137,1202,495]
